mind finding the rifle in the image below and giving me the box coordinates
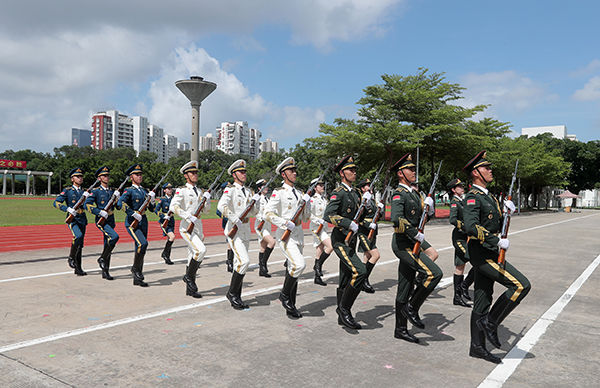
[97,176,129,227]
[65,179,100,224]
[130,169,172,229]
[281,166,330,243]
[367,183,393,240]
[227,176,276,239]
[344,163,384,244]
[185,168,226,234]
[412,161,443,255]
[498,160,519,268]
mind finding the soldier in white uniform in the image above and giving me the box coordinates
[309,177,333,286]
[265,157,311,318]
[218,159,261,310]
[254,179,276,277]
[170,161,211,298]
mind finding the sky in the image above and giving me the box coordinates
[1,0,599,154]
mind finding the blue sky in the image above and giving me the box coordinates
[1,0,598,153]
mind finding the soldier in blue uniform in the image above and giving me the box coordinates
[116,164,156,287]
[156,182,175,265]
[53,167,89,276]
[85,166,120,280]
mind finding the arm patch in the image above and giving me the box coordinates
[467,199,476,205]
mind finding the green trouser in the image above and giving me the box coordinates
[357,231,377,253]
[391,234,442,304]
[468,241,531,314]
[452,229,469,266]
[332,237,366,290]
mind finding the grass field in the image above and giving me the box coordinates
[0,197,220,226]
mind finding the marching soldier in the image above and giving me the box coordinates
[85,166,120,280]
[265,157,311,318]
[463,151,531,363]
[255,179,276,278]
[390,153,443,343]
[356,178,384,294]
[323,155,367,330]
[218,182,235,273]
[170,161,211,298]
[218,159,261,310]
[116,164,156,287]
[309,177,333,286]
[447,178,474,307]
[53,167,89,276]
[156,183,176,265]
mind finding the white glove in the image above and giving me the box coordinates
[187,215,198,224]
[98,210,109,219]
[424,196,434,208]
[363,192,372,202]
[317,218,325,225]
[503,199,516,213]
[369,222,377,230]
[132,212,142,222]
[498,238,510,250]
[148,191,155,200]
[235,219,243,228]
[286,220,296,231]
[163,215,170,221]
[113,190,120,198]
[252,193,260,202]
[203,191,211,200]
[349,221,359,233]
[377,202,385,210]
[415,232,425,243]
[302,193,311,202]
[67,207,77,216]
[82,191,91,198]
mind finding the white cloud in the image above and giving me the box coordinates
[459,71,557,117]
[572,76,600,101]
[570,59,600,77]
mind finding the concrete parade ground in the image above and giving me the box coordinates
[0,210,599,387]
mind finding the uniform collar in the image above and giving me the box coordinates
[185,182,197,190]
[101,184,109,190]
[399,183,413,192]
[283,182,295,190]
[453,194,463,201]
[472,184,488,195]
[132,183,141,189]
[73,184,81,190]
[233,182,245,189]
[342,182,352,191]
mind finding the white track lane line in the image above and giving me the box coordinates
[479,252,600,388]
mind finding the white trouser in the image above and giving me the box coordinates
[255,218,272,242]
[277,228,305,278]
[179,229,206,264]
[226,222,252,275]
[310,221,330,247]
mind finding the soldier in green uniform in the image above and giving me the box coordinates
[323,155,367,330]
[390,153,442,343]
[463,151,531,363]
[447,178,474,307]
[356,178,384,294]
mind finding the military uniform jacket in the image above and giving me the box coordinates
[85,185,116,224]
[54,186,87,225]
[449,195,467,240]
[390,184,424,245]
[217,182,258,234]
[264,183,310,239]
[255,194,269,222]
[156,195,175,228]
[117,184,156,226]
[169,183,210,233]
[463,185,503,251]
[309,193,327,224]
[323,183,362,244]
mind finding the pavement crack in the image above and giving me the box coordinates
[0,353,75,387]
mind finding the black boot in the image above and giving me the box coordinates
[313,257,327,286]
[98,244,114,280]
[314,271,327,286]
[402,284,428,329]
[279,272,301,317]
[313,251,330,277]
[470,313,502,364]
[67,244,77,269]
[337,285,362,329]
[226,249,234,273]
[183,260,203,298]
[162,240,174,265]
[477,293,516,349]
[453,274,470,307]
[131,252,148,287]
[258,252,271,278]
[226,272,248,309]
[394,302,419,343]
[261,246,273,277]
[362,261,376,294]
[461,268,474,301]
[74,246,87,276]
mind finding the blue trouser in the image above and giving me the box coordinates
[96,220,119,249]
[126,218,149,255]
[68,221,86,248]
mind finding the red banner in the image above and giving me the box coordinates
[0,159,27,169]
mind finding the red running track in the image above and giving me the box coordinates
[0,210,448,253]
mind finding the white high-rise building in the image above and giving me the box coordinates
[216,121,261,159]
[521,125,567,139]
[132,116,149,154]
[259,138,279,154]
[164,135,179,162]
[200,133,217,151]
[148,124,165,162]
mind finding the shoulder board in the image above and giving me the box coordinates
[333,185,343,193]
[469,189,483,195]
[396,186,408,193]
